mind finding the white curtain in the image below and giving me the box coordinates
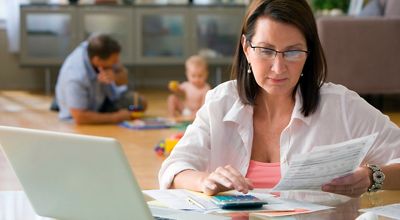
[4,0,29,53]
[348,0,364,15]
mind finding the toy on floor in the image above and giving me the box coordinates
[121,117,175,130]
[154,132,184,156]
[128,92,145,119]
[128,105,145,119]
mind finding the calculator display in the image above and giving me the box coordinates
[210,195,267,209]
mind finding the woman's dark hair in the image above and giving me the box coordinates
[231,0,327,117]
[87,34,121,60]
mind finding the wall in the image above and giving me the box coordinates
[129,65,231,90]
[0,29,44,91]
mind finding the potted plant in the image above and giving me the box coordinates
[312,0,351,16]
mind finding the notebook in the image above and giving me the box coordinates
[0,126,228,220]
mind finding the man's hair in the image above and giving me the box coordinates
[87,34,121,60]
[231,0,327,117]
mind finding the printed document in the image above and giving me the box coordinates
[273,133,378,191]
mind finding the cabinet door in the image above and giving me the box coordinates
[191,7,245,64]
[136,8,189,64]
[20,6,77,66]
[78,7,134,65]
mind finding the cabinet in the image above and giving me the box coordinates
[20,5,246,66]
[191,7,244,64]
[20,6,77,66]
[136,7,190,64]
[78,7,134,64]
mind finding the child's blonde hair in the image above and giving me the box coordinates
[185,55,209,75]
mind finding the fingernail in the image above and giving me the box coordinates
[207,183,216,190]
[211,184,217,190]
[322,185,329,191]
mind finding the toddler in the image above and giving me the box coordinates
[168,55,210,119]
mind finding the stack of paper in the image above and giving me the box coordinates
[144,189,333,217]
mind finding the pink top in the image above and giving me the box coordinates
[245,160,281,188]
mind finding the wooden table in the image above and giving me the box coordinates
[1,189,399,220]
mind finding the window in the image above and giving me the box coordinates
[0,0,6,20]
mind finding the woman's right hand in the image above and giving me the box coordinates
[201,165,254,196]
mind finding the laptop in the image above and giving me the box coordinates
[0,126,228,220]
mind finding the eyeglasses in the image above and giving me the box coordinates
[248,41,309,62]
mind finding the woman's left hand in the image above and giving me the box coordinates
[322,166,371,197]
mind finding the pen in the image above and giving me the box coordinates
[186,196,206,209]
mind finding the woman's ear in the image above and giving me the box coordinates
[241,35,250,58]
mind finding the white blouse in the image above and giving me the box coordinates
[159,80,400,189]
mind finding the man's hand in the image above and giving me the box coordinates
[112,109,131,123]
[97,67,116,84]
[113,64,129,86]
[70,108,131,125]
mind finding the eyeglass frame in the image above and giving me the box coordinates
[247,40,309,62]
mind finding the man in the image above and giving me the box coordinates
[55,34,146,124]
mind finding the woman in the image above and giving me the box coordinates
[159,0,400,197]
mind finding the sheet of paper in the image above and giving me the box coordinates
[359,203,400,219]
[273,133,378,191]
[143,189,218,211]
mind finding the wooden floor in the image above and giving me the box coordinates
[1,90,400,191]
[0,90,178,191]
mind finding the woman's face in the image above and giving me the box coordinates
[243,16,308,97]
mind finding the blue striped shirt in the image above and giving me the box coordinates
[55,41,119,120]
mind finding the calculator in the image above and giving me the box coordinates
[210,195,267,209]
